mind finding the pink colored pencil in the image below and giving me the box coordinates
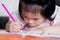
[2,4,15,22]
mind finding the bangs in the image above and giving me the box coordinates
[22,3,42,13]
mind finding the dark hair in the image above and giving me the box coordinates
[19,0,55,21]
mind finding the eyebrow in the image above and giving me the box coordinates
[23,14,40,19]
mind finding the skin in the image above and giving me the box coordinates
[6,11,60,35]
[6,11,46,32]
[21,11,60,35]
[22,11,46,27]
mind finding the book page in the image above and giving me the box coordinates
[0,30,60,38]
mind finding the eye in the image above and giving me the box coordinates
[34,18,39,20]
[23,15,28,18]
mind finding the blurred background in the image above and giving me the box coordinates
[0,0,60,29]
[0,0,19,29]
[0,0,19,16]
[0,0,60,16]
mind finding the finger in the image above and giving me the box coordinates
[10,25,19,32]
[12,22,23,30]
[10,23,22,32]
[6,21,12,31]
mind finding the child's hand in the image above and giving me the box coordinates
[6,21,23,32]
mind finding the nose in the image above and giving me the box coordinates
[28,19,33,24]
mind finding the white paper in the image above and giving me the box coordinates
[0,30,60,38]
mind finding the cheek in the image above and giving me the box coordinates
[35,19,45,25]
[23,18,28,22]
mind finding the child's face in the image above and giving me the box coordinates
[22,11,45,27]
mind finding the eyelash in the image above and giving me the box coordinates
[34,19,38,20]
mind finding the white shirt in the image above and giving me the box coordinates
[53,5,60,25]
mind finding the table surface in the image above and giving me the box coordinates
[0,34,60,40]
[0,29,60,40]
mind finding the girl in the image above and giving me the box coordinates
[6,0,60,35]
